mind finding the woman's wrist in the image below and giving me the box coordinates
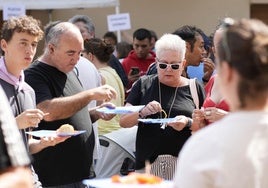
[90,110,99,123]
[186,117,193,128]
[138,107,146,118]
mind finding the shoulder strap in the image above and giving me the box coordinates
[140,75,156,97]
[189,78,199,109]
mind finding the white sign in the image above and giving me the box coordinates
[3,4,26,20]
[107,13,131,31]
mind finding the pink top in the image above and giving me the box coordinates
[203,75,229,125]
[0,57,24,91]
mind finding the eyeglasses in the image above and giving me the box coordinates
[158,62,180,70]
[221,17,235,62]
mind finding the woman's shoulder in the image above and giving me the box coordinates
[140,74,158,82]
[130,74,158,94]
[99,66,115,75]
[139,74,158,86]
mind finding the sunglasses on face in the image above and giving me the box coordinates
[158,63,180,70]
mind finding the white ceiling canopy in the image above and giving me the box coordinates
[0,0,122,41]
[0,0,119,10]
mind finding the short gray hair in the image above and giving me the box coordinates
[68,15,95,34]
[45,22,80,47]
[155,33,186,61]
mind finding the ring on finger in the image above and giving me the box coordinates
[205,111,211,116]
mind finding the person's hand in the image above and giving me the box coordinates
[202,58,215,82]
[167,115,188,131]
[89,84,117,102]
[28,136,70,154]
[39,136,70,147]
[16,109,48,129]
[191,109,206,131]
[95,102,116,121]
[138,100,162,117]
[128,71,140,83]
[204,107,228,123]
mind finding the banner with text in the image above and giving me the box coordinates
[107,13,131,31]
[3,4,25,20]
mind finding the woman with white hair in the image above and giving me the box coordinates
[120,33,205,180]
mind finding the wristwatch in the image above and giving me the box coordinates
[186,118,193,128]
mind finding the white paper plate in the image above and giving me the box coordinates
[96,105,145,114]
[83,178,173,188]
[138,118,177,124]
[26,130,86,137]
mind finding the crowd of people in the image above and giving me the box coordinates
[1,13,268,188]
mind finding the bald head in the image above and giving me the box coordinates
[41,22,84,73]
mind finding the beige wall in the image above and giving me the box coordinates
[119,0,249,36]
[251,0,268,3]
[29,0,250,56]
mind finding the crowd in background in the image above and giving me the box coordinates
[0,13,268,188]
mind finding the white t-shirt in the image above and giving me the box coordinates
[75,56,101,102]
[174,111,268,188]
[75,56,102,160]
